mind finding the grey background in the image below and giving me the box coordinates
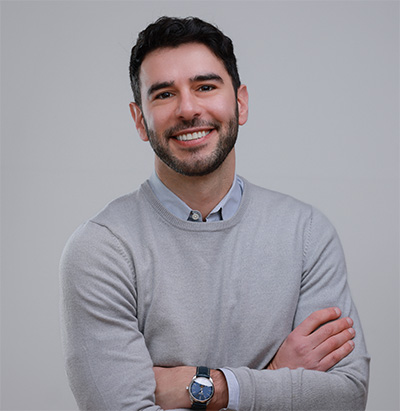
[1,1,398,410]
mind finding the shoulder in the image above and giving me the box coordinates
[242,177,311,215]
[78,180,157,233]
[60,184,150,264]
[90,188,142,227]
[241,177,335,232]
[59,191,143,285]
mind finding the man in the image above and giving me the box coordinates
[60,16,370,410]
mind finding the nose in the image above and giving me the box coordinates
[175,90,201,120]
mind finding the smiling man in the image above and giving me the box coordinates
[129,42,248,221]
[60,17,370,410]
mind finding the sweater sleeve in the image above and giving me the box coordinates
[59,221,162,411]
[227,207,370,410]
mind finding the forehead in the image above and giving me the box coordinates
[139,43,230,87]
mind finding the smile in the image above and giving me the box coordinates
[175,130,211,141]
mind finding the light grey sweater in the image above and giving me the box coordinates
[60,178,370,410]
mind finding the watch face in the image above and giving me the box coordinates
[190,377,214,402]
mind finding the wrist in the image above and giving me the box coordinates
[208,369,228,410]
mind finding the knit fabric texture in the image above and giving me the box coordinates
[60,178,370,410]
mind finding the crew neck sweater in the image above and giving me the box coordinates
[60,177,369,410]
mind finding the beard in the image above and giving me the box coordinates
[143,110,239,177]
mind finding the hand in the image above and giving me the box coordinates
[153,366,228,410]
[267,307,355,372]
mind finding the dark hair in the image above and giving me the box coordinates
[129,16,241,107]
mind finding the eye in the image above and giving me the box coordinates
[155,91,173,100]
[198,84,216,92]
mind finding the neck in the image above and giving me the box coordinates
[155,151,236,219]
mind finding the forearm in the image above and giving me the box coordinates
[154,359,369,411]
[227,308,368,410]
[153,367,228,410]
[229,364,369,411]
[239,299,369,408]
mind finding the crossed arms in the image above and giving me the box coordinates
[60,203,370,410]
[154,307,356,410]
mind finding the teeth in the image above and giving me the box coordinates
[176,130,210,141]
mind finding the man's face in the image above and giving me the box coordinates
[130,43,248,177]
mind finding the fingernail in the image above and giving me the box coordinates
[334,307,341,316]
[346,317,353,326]
[348,340,355,348]
[348,327,355,336]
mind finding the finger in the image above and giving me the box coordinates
[313,326,355,359]
[294,307,341,336]
[309,316,353,348]
[315,339,355,372]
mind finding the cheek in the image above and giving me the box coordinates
[207,90,238,117]
[210,98,237,122]
[143,106,174,132]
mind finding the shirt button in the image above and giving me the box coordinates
[191,212,200,221]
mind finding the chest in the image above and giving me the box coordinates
[132,225,304,368]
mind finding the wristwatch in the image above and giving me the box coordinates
[187,366,215,409]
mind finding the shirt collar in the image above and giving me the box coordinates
[148,172,243,222]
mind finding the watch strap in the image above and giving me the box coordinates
[191,402,207,410]
[196,366,211,379]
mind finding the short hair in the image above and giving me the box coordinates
[129,16,241,107]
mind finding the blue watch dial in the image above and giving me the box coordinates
[191,381,213,400]
[190,376,214,402]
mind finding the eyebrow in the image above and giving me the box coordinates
[146,73,224,98]
[147,81,174,98]
[190,73,224,84]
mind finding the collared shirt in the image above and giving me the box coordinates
[148,172,243,222]
[148,171,242,410]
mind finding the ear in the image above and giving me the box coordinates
[236,85,249,126]
[129,102,149,141]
